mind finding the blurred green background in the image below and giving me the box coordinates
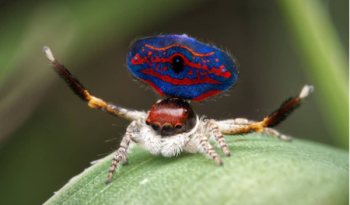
[0,0,348,204]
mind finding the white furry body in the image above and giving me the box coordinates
[130,116,207,157]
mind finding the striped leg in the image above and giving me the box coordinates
[43,46,146,121]
[122,158,129,166]
[106,121,138,184]
[216,85,313,139]
[199,134,223,165]
[205,120,231,156]
[216,119,291,142]
[264,127,291,142]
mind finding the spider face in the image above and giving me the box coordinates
[43,34,313,184]
[146,98,197,137]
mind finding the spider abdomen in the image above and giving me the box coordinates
[146,98,197,137]
[127,35,238,101]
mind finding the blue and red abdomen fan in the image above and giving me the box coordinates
[127,35,238,101]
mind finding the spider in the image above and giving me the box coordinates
[43,34,313,184]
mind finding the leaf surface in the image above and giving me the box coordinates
[45,135,349,205]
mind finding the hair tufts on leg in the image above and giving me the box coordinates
[267,97,301,127]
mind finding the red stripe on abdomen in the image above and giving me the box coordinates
[140,68,222,85]
[192,90,222,101]
[139,79,165,96]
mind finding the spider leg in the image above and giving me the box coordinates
[216,85,314,138]
[199,134,223,165]
[43,46,146,121]
[216,121,291,142]
[205,120,231,156]
[263,127,291,141]
[122,158,129,166]
[216,119,291,141]
[106,120,139,184]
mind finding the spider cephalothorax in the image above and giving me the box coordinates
[146,98,197,136]
[43,34,313,184]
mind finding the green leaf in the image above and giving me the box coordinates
[45,135,349,205]
[277,0,349,149]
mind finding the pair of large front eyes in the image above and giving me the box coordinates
[146,121,183,133]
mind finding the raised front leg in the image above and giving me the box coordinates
[216,118,291,141]
[216,85,313,138]
[43,46,146,121]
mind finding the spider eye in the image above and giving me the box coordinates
[172,56,184,74]
[145,120,151,125]
[152,123,160,131]
[175,124,183,129]
[162,124,174,133]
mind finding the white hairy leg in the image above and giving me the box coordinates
[106,120,139,184]
[216,119,291,142]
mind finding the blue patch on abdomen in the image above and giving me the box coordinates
[127,35,238,101]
